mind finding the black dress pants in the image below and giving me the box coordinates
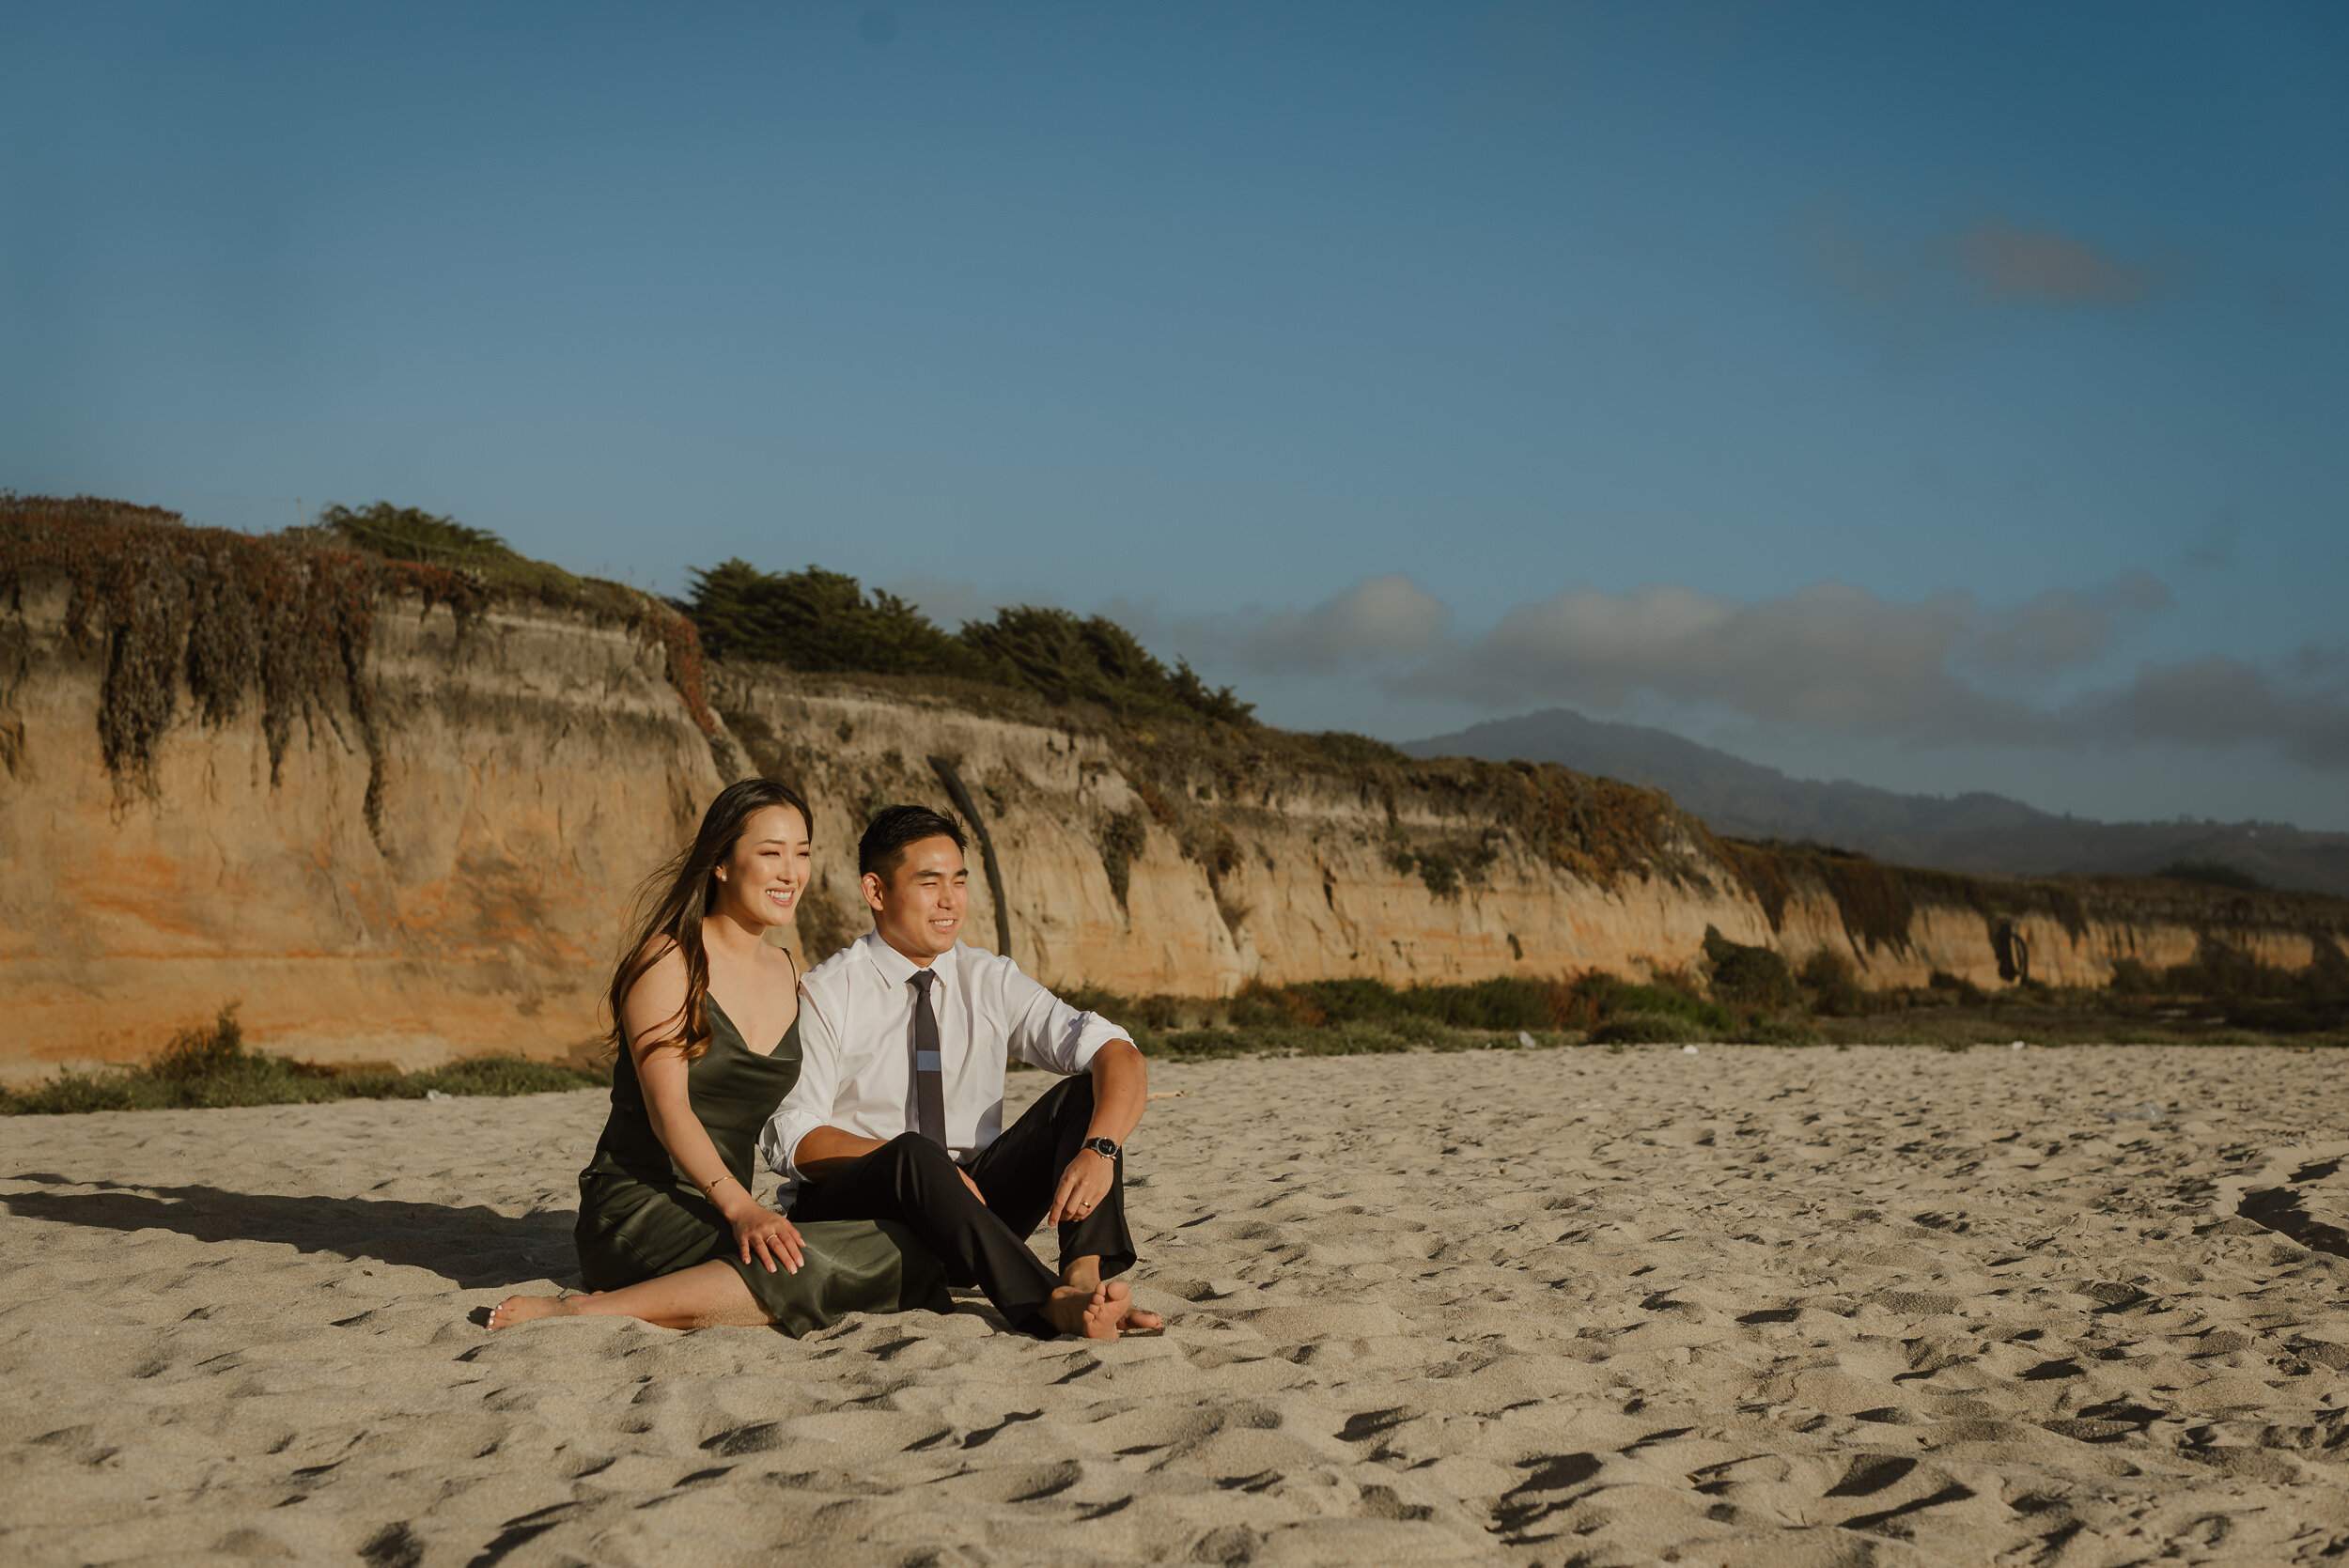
[786,1074,1135,1337]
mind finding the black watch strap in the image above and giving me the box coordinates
[1080,1136,1121,1160]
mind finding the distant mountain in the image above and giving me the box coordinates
[1402,707,2349,900]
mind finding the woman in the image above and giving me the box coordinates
[490,779,945,1334]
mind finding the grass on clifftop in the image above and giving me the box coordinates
[0,1007,602,1116]
[0,494,721,815]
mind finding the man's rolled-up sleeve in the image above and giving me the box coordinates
[761,984,842,1181]
[1000,961,1131,1075]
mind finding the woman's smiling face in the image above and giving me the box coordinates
[715,803,812,929]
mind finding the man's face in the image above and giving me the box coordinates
[863,835,967,963]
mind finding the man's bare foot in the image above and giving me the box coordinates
[1039,1281,1122,1339]
[1038,1281,1163,1339]
[487,1293,579,1330]
[1057,1259,1163,1336]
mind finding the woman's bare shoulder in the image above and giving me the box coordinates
[629,933,685,978]
[621,937,688,1016]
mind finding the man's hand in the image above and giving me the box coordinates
[1047,1147,1114,1225]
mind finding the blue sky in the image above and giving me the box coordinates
[7,2,2346,827]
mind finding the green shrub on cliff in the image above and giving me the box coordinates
[679,558,1253,725]
[684,559,972,675]
[960,605,1253,724]
[1702,924,1799,1010]
[1797,950,1871,1016]
[313,501,588,599]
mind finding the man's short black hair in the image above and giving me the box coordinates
[859,804,968,879]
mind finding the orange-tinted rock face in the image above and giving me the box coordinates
[4,589,2341,1081]
[709,675,2348,1005]
[0,581,725,1080]
[1766,894,2323,991]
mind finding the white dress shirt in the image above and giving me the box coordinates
[759,933,1130,1200]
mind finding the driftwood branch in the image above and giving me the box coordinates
[928,754,1014,961]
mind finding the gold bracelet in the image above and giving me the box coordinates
[703,1173,739,1197]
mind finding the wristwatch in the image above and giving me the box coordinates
[1079,1136,1121,1161]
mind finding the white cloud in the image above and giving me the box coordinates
[1190,570,2347,771]
[1957,571,2170,676]
[1104,575,1451,678]
[1410,580,2031,741]
[876,565,2348,774]
[1803,204,2168,325]
[1954,218,2155,304]
[1228,575,1449,672]
[2069,653,2349,769]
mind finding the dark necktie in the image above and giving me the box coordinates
[909,970,948,1148]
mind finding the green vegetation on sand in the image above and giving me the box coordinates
[11,950,2347,1115]
[1,1007,602,1116]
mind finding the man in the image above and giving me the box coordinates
[760,804,1162,1340]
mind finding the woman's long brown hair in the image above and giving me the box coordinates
[607,777,815,1064]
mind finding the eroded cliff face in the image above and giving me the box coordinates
[4,587,2342,1080]
[712,672,2349,1002]
[0,580,726,1079]
[720,673,1765,994]
[1765,891,2329,990]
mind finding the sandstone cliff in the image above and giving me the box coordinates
[5,534,2343,1080]
[0,566,731,1080]
[716,672,2349,1001]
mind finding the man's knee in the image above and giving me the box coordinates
[879,1132,980,1198]
[882,1130,958,1169]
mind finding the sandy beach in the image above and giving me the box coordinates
[5,1043,2347,1566]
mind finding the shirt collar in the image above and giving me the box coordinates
[860,930,957,990]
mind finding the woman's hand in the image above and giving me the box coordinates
[729,1203,805,1275]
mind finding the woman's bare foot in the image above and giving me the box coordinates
[487,1293,585,1330]
[1038,1280,1162,1339]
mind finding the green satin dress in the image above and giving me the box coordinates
[574,997,946,1336]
